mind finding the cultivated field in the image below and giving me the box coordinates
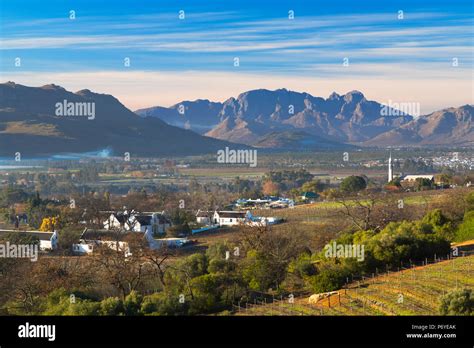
[234,255,474,316]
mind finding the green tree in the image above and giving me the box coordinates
[340,176,367,193]
[123,290,143,316]
[301,179,326,193]
[311,261,351,293]
[99,297,124,315]
[455,211,474,242]
[439,288,473,316]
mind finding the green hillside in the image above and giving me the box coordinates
[234,255,474,316]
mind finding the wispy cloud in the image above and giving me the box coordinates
[1,2,472,110]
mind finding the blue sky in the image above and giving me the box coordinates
[1,0,473,112]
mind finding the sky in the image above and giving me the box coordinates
[0,0,473,113]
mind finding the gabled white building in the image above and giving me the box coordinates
[103,213,129,230]
[195,210,213,225]
[128,213,171,234]
[103,212,171,234]
[212,211,248,226]
[0,230,58,251]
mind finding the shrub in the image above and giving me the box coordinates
[99,297,124,315]
[439,288,474,316]
[340,176,367,193]
[455,211,474,242]
[311,262,351,293]
[123,290,143,316]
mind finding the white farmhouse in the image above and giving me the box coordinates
[128,213,171,234]
[103,213,129,230]
[212,211,248,226]
[103,212,171,235]
[401,175,435,182]
[196,210,213,225]
[0,230,58,251]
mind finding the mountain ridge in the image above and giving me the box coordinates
[135,88,473,148]
[0,82,239,157]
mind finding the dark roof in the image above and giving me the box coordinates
[302,192,318,198]
[134,215,152,225]
[111,213,129,224]
[217,211,246,218]
[0,230,53,241]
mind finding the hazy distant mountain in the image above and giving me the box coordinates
[137,88,414,146]
[365,105,474,147]
[135,99,223,133]
[0,82,234,157]
[253,130,354,150]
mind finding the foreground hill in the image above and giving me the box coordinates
[0,82,234,157]
[235,255,474,316]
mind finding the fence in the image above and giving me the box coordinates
[232,252,473,316]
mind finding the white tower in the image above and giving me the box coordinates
[388,152,393,183]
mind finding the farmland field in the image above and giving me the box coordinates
[234,255,474,316]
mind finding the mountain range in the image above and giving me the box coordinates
[0,82,471,158]
[136,89,473,149]
[0,82,235,157]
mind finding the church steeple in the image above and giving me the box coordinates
[388,151,393,183]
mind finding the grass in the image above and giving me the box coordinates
[234,255,474,316]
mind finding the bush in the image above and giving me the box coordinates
[311,262,351,293]
[140,293,164,315]
[439,288,474,316]
[99,297,124,315]
[123,290,143,316]
[455,211,474,242]
[340,176,367,193]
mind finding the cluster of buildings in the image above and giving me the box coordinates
[387,153,437,187]
[103,211,171,234]
[0,206,283,257]
[72,227,191,256]
[428,154,473,171]
[233,196,295,209]
[195,210,282,228]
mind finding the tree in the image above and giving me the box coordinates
[415,177,433,191]
[99,297,124,315]
[239,224,306,291]
[311,261,351,293]
[455,211,474,242]
[337,193,379,231]
[439,288,473,315]
[39,216,60,232]
[262,181,280,196]
[301,179,326,193]
[340,176,367,193]
[91,234,153,299]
